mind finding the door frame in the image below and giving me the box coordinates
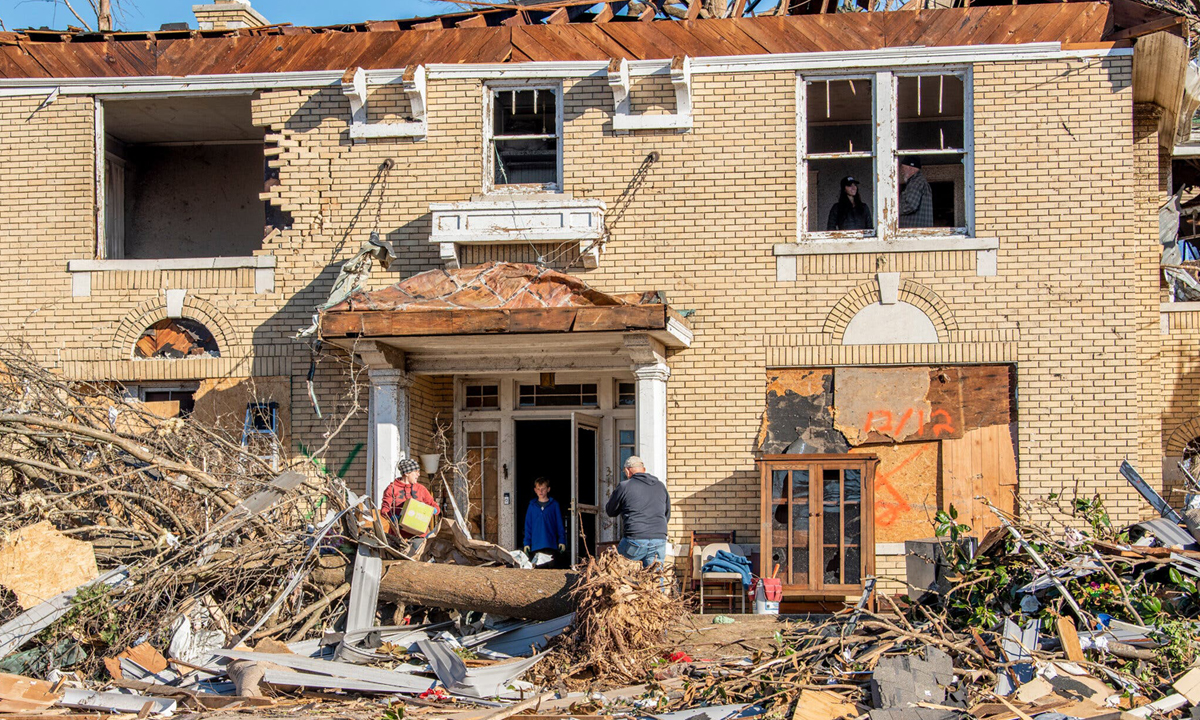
[453,373,635,550]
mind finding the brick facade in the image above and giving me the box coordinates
[0,48,1183,594]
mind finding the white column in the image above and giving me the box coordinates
[346,364,409,638]
[367,367,411,504]
[633,362,670,485]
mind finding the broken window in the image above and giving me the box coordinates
[759,456,873,591]
[101,95,268,259]
[804,78,875,234]
[139,386,197,419]
[616,382,635,407]
[897,74,967,232]
[465,384,499,409]
[487,86,560,191]
[133,318,220,359]
[518,383,598,408]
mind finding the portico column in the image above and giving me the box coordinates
[367,367,411,504]
[633,362,670,485]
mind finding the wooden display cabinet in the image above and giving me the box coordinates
[757,454,877,597]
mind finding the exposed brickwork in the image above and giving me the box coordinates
[0,52,1171,571]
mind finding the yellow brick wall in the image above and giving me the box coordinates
[0,54,1167,567]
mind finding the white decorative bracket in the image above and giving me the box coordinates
[608,56,692,133]
[342,65,427,141]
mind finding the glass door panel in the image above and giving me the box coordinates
[571,413,602,564]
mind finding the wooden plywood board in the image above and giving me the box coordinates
[833,367,934,446]
[0,673,58,714]
[0,522,98,609]
[849,442,939,543]
[941,424,1018,537]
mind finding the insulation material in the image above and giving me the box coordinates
[849,442,939,544]
[757,369,849,454]
[834,367,936,446]
[0,522,98,609]
[941,424,1018,537]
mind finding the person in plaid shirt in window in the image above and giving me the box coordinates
[898,155,933,229]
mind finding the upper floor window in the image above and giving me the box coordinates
[485,85,561,193]
[799,70,971,242]
[101,95,272,260]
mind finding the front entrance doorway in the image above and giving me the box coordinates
[514,414,601,564]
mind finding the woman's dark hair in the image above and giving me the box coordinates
[837,182,861,208]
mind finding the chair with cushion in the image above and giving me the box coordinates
[694,542,748,614]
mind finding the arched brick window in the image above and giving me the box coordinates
[133,318,220,359]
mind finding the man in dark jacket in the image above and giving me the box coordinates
[604,456,671,569]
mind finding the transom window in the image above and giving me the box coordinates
[517,383,598,408]
[799,70,971,242]
[486,85,561,192]
[465,384,499,409]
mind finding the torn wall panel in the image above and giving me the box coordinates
[758,369,849,455]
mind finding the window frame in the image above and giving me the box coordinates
[482,81,564,195]
[796,67,974,246]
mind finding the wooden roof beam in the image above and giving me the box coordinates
[455,13,488,27]
[593,4,615,22]
[545,7,570,23]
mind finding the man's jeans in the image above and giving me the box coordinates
[618,537,667,569]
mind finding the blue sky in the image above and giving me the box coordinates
[1,0,464,32]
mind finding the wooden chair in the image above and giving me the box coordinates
[693,542,748,614]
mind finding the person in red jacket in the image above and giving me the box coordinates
[380,458,440,538]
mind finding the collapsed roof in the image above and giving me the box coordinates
[0,1,1182,79]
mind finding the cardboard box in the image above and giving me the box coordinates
[397,498,436,536]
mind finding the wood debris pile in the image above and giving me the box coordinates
[0,346,359,675]
[543,550,684,684]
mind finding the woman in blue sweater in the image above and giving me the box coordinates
[523,477,566,568]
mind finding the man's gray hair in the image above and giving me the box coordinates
[623,455,645,470]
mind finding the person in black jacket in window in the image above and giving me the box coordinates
[826,176,872,231]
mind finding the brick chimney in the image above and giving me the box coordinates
[192,0,268,30]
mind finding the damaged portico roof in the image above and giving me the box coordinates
[318,262,692,346]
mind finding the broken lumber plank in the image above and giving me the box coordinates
[1055,616,1085,663]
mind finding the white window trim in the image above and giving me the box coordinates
[794,66,975,250]
[482,80,564,195]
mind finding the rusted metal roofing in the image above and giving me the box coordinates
[319,262,682,339]
[0,3,1115,79]
[331,263,645,312]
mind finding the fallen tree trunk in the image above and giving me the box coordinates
[312,556,579,621]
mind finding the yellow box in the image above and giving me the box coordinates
[397,498,436,536]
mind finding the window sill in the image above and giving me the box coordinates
[67,256,275,297]
[774,236,998,279]
[775,236,996,256]
[430,196,606,269]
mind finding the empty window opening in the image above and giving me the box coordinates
[805,78,875,233]
[102,95,267,259]
[465,384,500,409]
[897,74,967,231]
[488,87,560,190]
[139,386,197,419]
[517,383,598,408]
[134,318,220,359]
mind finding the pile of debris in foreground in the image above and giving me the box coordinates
[11,345,1200,720]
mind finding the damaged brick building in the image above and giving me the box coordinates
[0,0,1194,601]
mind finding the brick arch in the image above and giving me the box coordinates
[113,297,241,359]
[1167,418,1200,455]
[823,279,958,343]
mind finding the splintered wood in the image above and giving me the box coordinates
[549,549,682,684]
